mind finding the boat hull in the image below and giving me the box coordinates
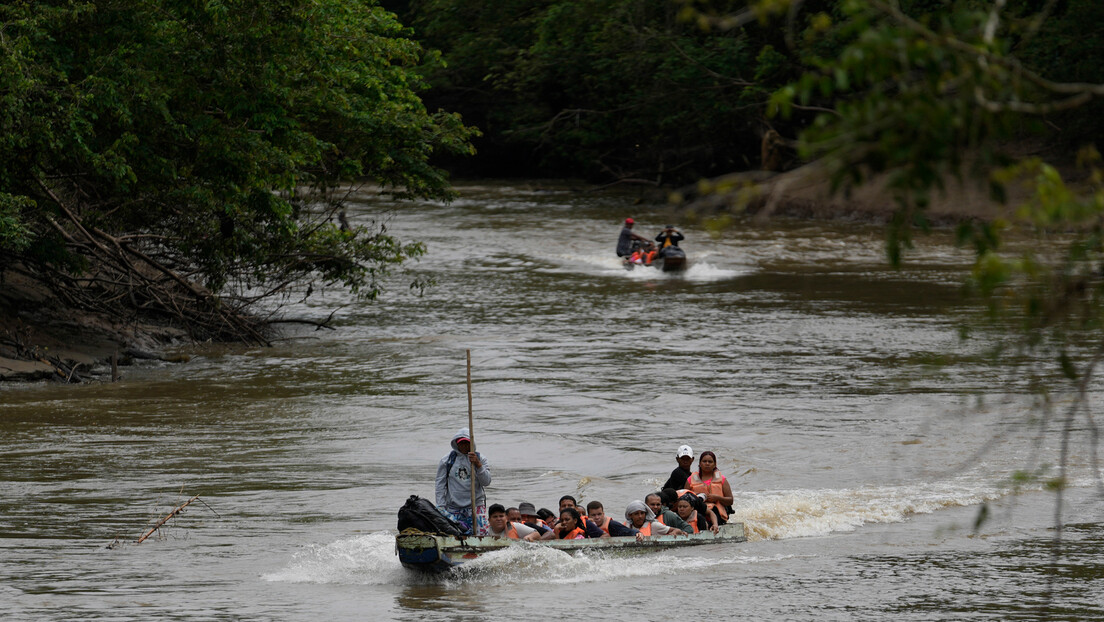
[396,523,746,572]
[656,247,687,272]
[623,249,688,272]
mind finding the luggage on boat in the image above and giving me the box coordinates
[397,495,467,536]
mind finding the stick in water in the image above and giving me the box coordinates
[137,494,201,543]
[467,349,477,534]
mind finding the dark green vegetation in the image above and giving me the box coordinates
[0,1,474,343]
[387,0,1104,185]
[386,0,796,182]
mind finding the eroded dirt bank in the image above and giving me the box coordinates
[0,271,188,382]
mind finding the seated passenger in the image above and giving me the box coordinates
[675,493,719,534]
[506,506,522,523]
[685,450,734,526]
[555,507,590,539]
[659,488,681,511]
[625,500,686,537]
[655,225,684,256]
[518,502,555,540]
[585,500,639,538]
[645,492,693,533]
[486,503,541,541]
[668,485,721,528]
[558,495,606,538]
[537,507,557,530]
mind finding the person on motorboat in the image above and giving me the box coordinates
[585,500,641,537]
[625,500,687,537]
[655,224,684,257]
[435,428,492,535]
[557,495,607,538]
[685,450,734,526]
[506,507,522,523]
[486,504,542,541]
[629,241,657,266]
[662,444,695,491]
[645,492,693,533]
[616,217,650,257]
[555,507,590,539]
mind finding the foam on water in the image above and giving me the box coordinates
[735,477,1038,541]
[263,531,410,585]
[264,529,787,586]
[446,545,782,586]
[542,251,750,282]
[680,260,748,282]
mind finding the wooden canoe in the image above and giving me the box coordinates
[396,522,746,572]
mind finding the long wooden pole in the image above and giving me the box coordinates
[467,349,477,533]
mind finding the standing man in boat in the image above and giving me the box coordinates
[435,428,492,535]
[616,217,650,258]
[654,225,684,257]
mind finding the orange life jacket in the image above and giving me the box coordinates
[655,512,666,526]
[637,522,653,537]
[591,516,611,535]
[687,471,729,520]
[682,510,700,534]
[558,525,585,539]
[503,523,519,539]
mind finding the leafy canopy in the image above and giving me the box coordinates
[0,0,476,338]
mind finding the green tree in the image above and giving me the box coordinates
[393,0,798,182]
[693,0,1104,545]
[0,0,475,342]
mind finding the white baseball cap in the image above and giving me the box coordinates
[676,445,693,458]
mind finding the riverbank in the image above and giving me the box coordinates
[676,160,1044,225]
[0,271,188,382]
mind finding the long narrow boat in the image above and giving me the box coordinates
[396,522,746,572]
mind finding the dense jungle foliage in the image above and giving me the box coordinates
[388,0,1104,184]
[0,0,474,342]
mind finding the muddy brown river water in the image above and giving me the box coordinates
[2,181,1103,620]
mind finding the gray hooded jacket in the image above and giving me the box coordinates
[434,428,492,511]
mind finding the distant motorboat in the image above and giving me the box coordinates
[623,245,688,272]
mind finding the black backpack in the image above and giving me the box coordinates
[397,495,467,536]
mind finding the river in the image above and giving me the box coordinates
[2,181,1103,620]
